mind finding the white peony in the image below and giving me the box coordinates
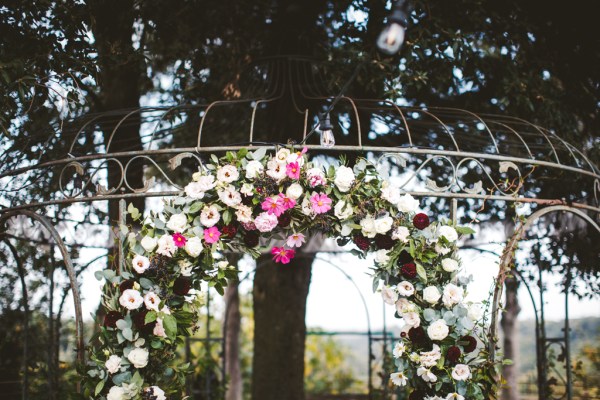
[127,347,149,369]
[442,283,464,308]
[235,205,253,223]
[200,205,220,227]
[427,319,450,341]
[451,364,471,381]
[218,185,242,207]
[105,355,122,374]
[119,289,143,310]
[334,200,353,220]
[185,236,203,257]
[140,236,157,252]
[374,215,394,234]
[145,386,166,400]
[157,234,176,257]
[266,159,286,182]
[144,292,161,311]
[216,165,239,183]
[381,182,401,205]
[397,281,415,297]
[166,213,188,233]
[419,344,442,367]
[441,258,459,272]
[132,254,150,274]
[374,249,390,265]
[467,303,484,321]
[390,371,408,386]
[417,367,438,383]
[245,160,264,179]
[360,216,377,238]
[438,225,459,242]
[422,286,442,304]
[184,181,206,199]
[334,166,355,192]
[393,341,406,358]
[403,312,421,327]
[254,212,278,232]
[106,386,127,400]
[381,285,398,305]
[286,183,303,200]
[391,226,410,242]
[397,193,420,213]
[395,298,416,315]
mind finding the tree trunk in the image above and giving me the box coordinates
[252,255,313,400]
[501,275,521,400]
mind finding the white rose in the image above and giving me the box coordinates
[127,347,149,369]
[451,364,471,381]
[397,193,420,213]
[184,181,206,199]
[360,216,377,238]
[391,226,410,243]
[218,185,242,207]
[266,159,286,182]
[381,285,398,305]
[286,183,303,200]
[374,249,390,265]
[107,386,127,400]
[381,182,401,205]
[105,355,122,374]
[275,148,291,164]
[200,205,220,227]
[119,289,143,310]
[196,174,216,191]
[140,236,157,252]
[166,213,188,233]
[403,311,421,327]
[216,165,239,183]
[185,236,203,257]
[422,286,442,304]
[334,166,355,192]
[334,200,354,220]
[157,234,176,257]
[442,283,464,308]
[374,215,393,234]
[427,319,449,341]
[441,258,459,272]
[395,298,416,315]
[245,160,264,179]
[397,281,415,297]
[467,303,484,321]
[438,225,459,242]
[145,386,166,400]
[144,292,161,311]
[132,254,150,274]
[235,205,253,223]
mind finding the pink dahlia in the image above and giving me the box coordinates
[310,193,332,214]
[261,196,286,217]
[204,226,221,244]
[286,162,301,179]
[172,233,187,248]
[271,246,296,264]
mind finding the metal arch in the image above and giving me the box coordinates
[0,210,85,366]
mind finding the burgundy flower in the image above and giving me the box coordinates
[353,234,370,251]
[446,346,461,364]
[222,224,238,239]
[119,280,134,292]
[277,212,292,228]
[241,195,254,207]
[173,277,192,296]
[244,231,260,247]
[241,221,257,231]
[400,331,407,338]
[401,263,417,279]
[408,389,427,400]
[132,309,149,330]
[398,250,414,264]
[413,213,430,230]
[461,335,478,353]
[103,311,123,328]
[408,326,427,345]
[374,234,394,250]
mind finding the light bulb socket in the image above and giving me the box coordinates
[319,113,334,132]
[388,0,409,27]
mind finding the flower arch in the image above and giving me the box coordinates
[83,147,499,400]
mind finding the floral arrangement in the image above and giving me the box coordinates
[82,146,500,399]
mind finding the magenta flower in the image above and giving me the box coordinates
[278,193,296,210]
[204,226,221,244]
[310,193,332,214]
[286,162,301,179]
[172,233,187,248]
[271,246,296,264]
[286,233,306,248]
[261,196,286,216]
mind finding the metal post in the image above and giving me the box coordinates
[48,244,56,400]
[450,198,458,224]
[564,267,573,400]
[537,267,547,400]
[118,199,127,274]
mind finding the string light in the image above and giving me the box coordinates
[377,0,409,55]
[319,113,335,148]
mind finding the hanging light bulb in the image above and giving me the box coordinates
[377,0,409,55]
[319,113,335,148]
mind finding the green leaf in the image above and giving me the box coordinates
[115,319,129,330]
[145,311,157,324]
[139,277,153,289]
[127,203,140,220]
[163,314,178,338]
[456,225,476,235]
[94,271,104,281]
[95,379,105,396]
[223,209,232,226]
[416,263,427,283]
[122,328,133,341]
[252,147,267,161]
[188,202,203,214]
[211,154,219,164]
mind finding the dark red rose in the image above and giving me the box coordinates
[119,280,134,292]
[222,224,238,238]
[353,234,370,251]
[375,234,394,250]
[241,221,257,231]
[408,389,427,400]
[461,335,477,353]
[173,277,192,296]
[103,311,123,328]
[277,212,291,228]
[401,263,417,279]
[413,213,430,230]
[447,346,461,364]
[132,309,149,330]
[243,231,260,247]
[400,331,407,338]
[408,326,426,345]
[398,250,414,264]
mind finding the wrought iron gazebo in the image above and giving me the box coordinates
[1,57,598,399]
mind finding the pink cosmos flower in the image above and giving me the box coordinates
[310,193,332,214]
[271,246,296,264]
[278,193,296,210]
[286,162,301,179]
[261,196,286,217]
[204,226,221,244]
[172,233,187,248]
[286,233,306,248]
